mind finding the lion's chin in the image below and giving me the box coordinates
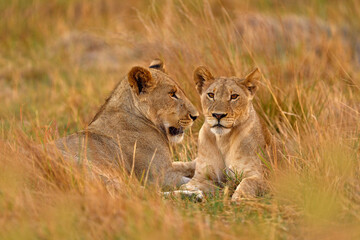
[165,126,185,143]
[169,133,184,143]
[210,126,231,135]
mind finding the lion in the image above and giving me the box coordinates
[54,59,199,188]
[181,66,276,201]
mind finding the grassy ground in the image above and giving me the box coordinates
[1,0,360,239]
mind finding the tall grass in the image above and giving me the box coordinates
[1,0,360,239]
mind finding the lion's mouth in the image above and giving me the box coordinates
[168,126,184,136]
[212,123,231,129]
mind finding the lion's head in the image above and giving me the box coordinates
[128,59,199,143]
[193,66,261,135]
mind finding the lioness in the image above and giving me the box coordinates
[181,66,274,201]
[55,59,199,188]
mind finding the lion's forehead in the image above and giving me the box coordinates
[149,69,172,82]
[149,69,183,90]
[206,78,245,95]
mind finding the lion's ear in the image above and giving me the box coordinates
[193,66,214,94]
[242,68,261,97]
[149,58,166,73]
[128,66,155,95]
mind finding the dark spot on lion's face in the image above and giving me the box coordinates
[168,126,184,136]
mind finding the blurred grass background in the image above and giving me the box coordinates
[1,0,360,239]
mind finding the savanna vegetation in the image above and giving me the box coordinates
[1,0,360,239]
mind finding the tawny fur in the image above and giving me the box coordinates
[53,60,199,188]
[181,66,275,201]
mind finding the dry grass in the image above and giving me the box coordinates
[1,0,360,239]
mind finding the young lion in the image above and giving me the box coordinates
[54,59,199,188]
[181,66,274,201]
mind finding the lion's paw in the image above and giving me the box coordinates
[162,190,204,202]
[179,182,199,191]
[231,192,243,202]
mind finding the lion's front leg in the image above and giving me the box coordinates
[227,157,265,202]
[172,159,196,178]
[161,160,196,188]
[179,125,224,193]
[180,159,223,193]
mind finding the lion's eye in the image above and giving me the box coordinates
[207,93,214,99]
[230,94,239,100]
[169,91,178,99]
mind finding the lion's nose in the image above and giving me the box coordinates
[212,113,227,120]
[189,114,198,121]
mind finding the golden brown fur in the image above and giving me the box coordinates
[54,59,199,188]
[181,66,275,201]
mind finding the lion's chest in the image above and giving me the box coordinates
[216,131,257,168]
